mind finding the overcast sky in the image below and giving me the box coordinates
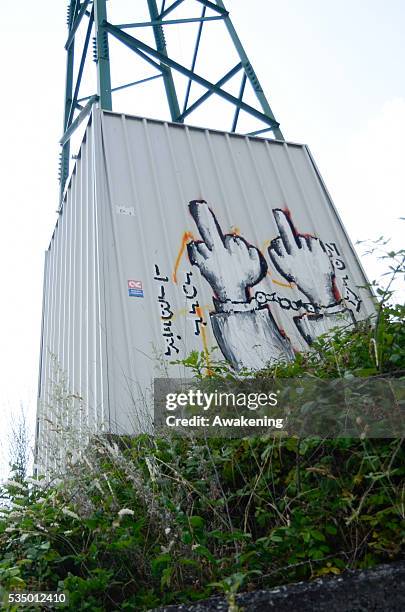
[0,0,404,477]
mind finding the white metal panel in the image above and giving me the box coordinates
[37,109,375,472]
[37,116,109,474]
[96,111,375,425]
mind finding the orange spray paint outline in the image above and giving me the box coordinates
[173,231,194,284]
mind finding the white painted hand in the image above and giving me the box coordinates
[268,209,337,307]
[187,200,267,303]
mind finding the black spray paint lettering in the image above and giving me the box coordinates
[342,275,362,312]
[153,264,169,282]
[181,270,207,336]
[182,271,198,299]
[153,264,181,355]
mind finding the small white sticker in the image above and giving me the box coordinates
[115,205,135,216]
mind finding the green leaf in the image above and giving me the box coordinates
[310,530,326,542]
[189,516,204,530]
[151,553,171,577]
[193,545,216,563]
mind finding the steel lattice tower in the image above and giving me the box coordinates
[60,0,284,199]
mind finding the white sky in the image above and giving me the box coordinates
[0,0,404,477]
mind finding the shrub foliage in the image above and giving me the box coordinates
[1,263,404,610]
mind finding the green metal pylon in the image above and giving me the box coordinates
[146,0,181,121]
[59,0,284,200]
[94,0,112,111]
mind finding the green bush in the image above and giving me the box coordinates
[1,246,404,610]
[1,392,404,609]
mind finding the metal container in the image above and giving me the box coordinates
[36,109,375,472]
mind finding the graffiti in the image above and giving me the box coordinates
[183,200,363,369]
[182,272,198,300]
[323,242,346,271]
[154,264,181,356]
[181,271,207,337]
[192,304,207,337]
[263,208,362,343]
[294,308,356,346]
[150,200,363,370]
[342,275,362,312]
[153,264,169,283]
[187,200,268,303]
[187,200,294,370]
[254,290,320,313]
[173,232,194,283]
[268,209,339,309]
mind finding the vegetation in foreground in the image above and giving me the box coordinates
[1,244,404,610]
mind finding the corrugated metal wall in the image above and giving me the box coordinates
[37,116,108,473]
[37,109,375,473]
